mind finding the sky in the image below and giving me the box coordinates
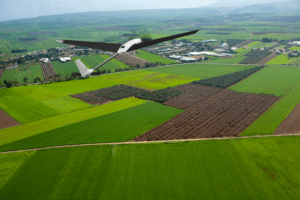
[0,0,218,22]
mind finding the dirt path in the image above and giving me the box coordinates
[274,102,300,134]
[0,109,22,130]
[1,133,300,154]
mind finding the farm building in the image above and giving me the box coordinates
[220,43,228,49]
[230,47,238,51]
[289,41,300,46]
[201,39,218,43]
[5,64,17,70]
[180,57,197,62]
[59,57,71,63]
[39,58,49,63]
[187,51,233,57]
[169,55,182,60]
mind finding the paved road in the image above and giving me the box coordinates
[1,133,300,154]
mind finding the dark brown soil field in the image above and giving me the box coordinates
[115,52,150,68]
[0,109,22,130]
[164,84,223,109]
[134,89,280,141]
[71,92,111,105]
[274,102,300,135]
[0,69,3,79]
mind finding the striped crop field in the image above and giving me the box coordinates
[1,136,300,199]
[146,64,257,79]
[80,54,129,70]
[51,61,79,78]
[0,101,182,152]
[266,54,299,65]
[0,97,145,147]
[135,50,179,65]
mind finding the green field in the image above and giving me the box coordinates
[135,50,179,65]
[0,101,182,152]
[146,64,258,79]
[246,41,276,48]
[51,61,79,78]
[100,70,199,90]
[15,68,30,84]
[0,69,16,85]
[266,54,300,65]
[230,66,300,96]
[1,136,300,199]
[29,63,43,82]
[80,54,129,70]
[289,46,300,51]
[230,66,300,135]
[0,97,145,147]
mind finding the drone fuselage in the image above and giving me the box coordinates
[117,38,142,53]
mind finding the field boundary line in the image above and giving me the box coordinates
[1,133,300,154]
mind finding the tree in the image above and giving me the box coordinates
[4,79,12,88]
[107,69,112,73]
[23,77,28,84]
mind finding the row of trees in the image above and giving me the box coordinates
[78,84,182,103]
[193,66,264,89]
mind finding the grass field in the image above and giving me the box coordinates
[266,54,300,65]
[15,68,30,84]
[51,61,79,78]
[80,54,129,70]
[1,136,300,199]
[146,64,258,79]
[289,46,300,51]
[29,63,43,83]
[246,41,276,48]
[0,69,16,85]
[229,66,300,96]
[0,101,182,152]
[100,70,199,90]
[0,97,146,147]
[135,50,179,65]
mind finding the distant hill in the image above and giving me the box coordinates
[230,0,300,14]
[207,0,293,8]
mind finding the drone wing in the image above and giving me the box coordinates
[127,29,200,51]
[57,40,122,52]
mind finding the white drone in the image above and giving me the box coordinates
[57,29,200,77]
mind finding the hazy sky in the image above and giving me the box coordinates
[0,0,218,22]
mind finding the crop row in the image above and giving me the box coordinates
[192,66,264,89]
[72,84,182,103]
[227,39,247,47]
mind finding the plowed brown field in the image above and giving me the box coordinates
[274,102,300,135]
[134,88,280,141]
[164,84,223,109]
[0,109,22,130]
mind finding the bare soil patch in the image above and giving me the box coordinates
[0,109,22,130]
[115,52,150,68]
[164,84,223,109]
[274,102,300,135]
[134,89,280,141]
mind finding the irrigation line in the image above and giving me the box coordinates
[1,133,300,154]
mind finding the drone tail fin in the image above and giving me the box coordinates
[75,59,94,78]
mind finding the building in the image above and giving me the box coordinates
[39,58,49,63]
[169,55,182,60]
[187,51,233,57]
[220,43,228,49]
[180,57,197,62]
[230,47,238,51]
[201,39,218,43]
[59,57,71,63]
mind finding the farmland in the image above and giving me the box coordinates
[146,64,257,79]
[51,61,79,78]
[135,50,179,65]
[266,54,300,65]
[230,66,300,135]
[2,137,300,199]
[0,101,182,152]
[0,97,145,147]
[135,88,279,141]
[290,46,300,51]
[80,54,129,71]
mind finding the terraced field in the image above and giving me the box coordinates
[1,137,300,199]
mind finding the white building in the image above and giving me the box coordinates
[187,51,233,57]
[169,55,182,60]
[39,58,49,63]
[201,39,218,43]
[180,57,197,62]
[59,57,71,63]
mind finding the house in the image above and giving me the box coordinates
[59,57,71,62]
[39,58,49,63]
